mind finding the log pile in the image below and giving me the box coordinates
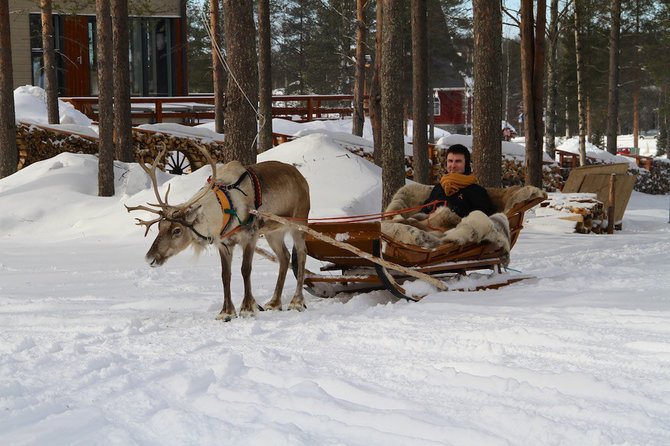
[16,123,98,169]
[634,160,670,195]
[15,123,226,173]
[532,193,607,234]
[131,129,225,169]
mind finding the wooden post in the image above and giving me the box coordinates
[607,173,616,234]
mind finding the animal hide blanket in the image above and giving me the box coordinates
[381,211,511,253]
[381,183,545,265]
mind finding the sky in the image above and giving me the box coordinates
[1,87,669,445]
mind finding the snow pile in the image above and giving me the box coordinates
[436,133,555,163]
[557,137,636,166]
[258,132,382,217]
[138,122,225,143]
[14,85,92,126]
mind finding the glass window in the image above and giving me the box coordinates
[433,93,441,116]
[29,14,65,94]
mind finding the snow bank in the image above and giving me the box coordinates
[14,85,92,126]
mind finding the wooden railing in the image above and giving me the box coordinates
[61,94,365,125]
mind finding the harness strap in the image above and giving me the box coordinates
[246,167,262,209]
[207,167,261,239]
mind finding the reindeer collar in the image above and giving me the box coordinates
[207,167,262,241]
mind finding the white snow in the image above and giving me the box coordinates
[1,87,670,445]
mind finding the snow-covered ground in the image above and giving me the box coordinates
[2,87,670,444]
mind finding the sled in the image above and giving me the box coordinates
[288,187,547,301]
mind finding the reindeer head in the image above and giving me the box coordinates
[126,144,217,267]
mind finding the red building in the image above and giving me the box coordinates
[431,57,471,132]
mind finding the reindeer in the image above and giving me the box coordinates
[126,146,310,321]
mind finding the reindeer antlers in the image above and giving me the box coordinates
[126,143,221,236]
[126,144,172,236]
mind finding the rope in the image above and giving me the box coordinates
[281,200,446,224]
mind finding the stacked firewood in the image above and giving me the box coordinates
[534,193,607,234]
[634,161,670,195]
[131,129,225,169]
[15,123,226,172]
[16,123,98,169]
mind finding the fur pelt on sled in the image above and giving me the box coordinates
[381,183,545,258]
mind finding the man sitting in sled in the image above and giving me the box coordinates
[420,143,494,217]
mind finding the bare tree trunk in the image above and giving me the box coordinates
[352,0,367,137]
[472,0,502,188]
[112,0,132,162]
[0,0,18,178]
[565,94,570,138]
[544,0,559,159]
[574,1,587,165]
[222,0,258,165]
[411,0,429,184]
[606,0,621,155]
[257,0,273,152]
[632,0,641,150]
[633,89,639,149]
[40,0,59,124]
[520,0,545,187]
[211,0,225,134]
[96,0,115,196]
[504,39,510,124]
[587,96,591,142]
[369,1,383,166]
[380,0,405,209]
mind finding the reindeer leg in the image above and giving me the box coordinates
[263,231,290,311]
[288,229,307,311]
[216,245,237,322]
[239,237,261,317]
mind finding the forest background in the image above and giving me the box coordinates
[186,0,670,151]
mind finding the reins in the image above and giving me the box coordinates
[280,200,447,224]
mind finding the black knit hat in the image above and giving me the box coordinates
[446,144,472,174]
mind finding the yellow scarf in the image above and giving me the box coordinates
[439,173,478,196]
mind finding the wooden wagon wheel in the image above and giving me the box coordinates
[164,149,193,175]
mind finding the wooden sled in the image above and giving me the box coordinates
[290,188,547,301]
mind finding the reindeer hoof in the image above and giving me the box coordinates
[239,309,258,318]
[263,301,283,311]
[287,301,306,312]
[216,312,237,322]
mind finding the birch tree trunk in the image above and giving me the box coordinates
[472,0,502,187]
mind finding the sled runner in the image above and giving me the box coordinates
[278,186,547,301]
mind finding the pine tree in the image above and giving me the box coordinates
[222,0,258,165]
[381,0,406,209]
[472,0,502,188]
[0,0,18,178]
[96,0,115,196]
